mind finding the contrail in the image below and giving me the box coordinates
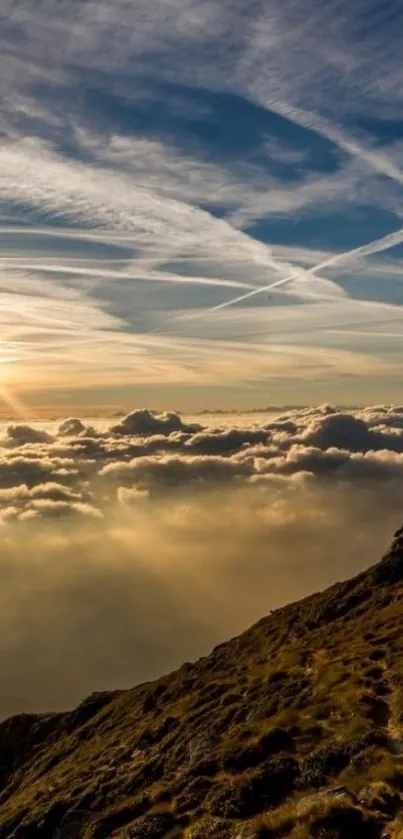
[197,224,403,316]
[162,103,403,323]
[266,100,403,189]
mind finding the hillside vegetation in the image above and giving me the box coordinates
[2,530,403,837]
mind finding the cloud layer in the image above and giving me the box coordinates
[2,405,403,719]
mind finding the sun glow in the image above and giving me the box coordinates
[0,351,31,419]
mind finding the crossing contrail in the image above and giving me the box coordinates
[198,224,403,316]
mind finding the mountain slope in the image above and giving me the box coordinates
[2,531,403,838]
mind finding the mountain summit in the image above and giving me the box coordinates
[1,532,403,838]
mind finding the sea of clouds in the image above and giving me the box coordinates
[2,404,403,719]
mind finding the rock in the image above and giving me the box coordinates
[126,812,178,838]
[188,817,234,838]
[258,727,295,756]
[327,786,357,803]
[310,804,381,838]
[357,782,401,818]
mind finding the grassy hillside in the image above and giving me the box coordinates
[2,530,403,838]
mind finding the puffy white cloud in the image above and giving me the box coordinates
[2,405,403,517]
[58,418,88,437]
[2,424,54,447]
[0,454,78,491]
[101,452,254,489]
[184,426,270,454]
[20,498,103,520]
[300,412,379,452]
[110,408,199,436]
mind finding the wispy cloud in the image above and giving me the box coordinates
[1,0,403,407]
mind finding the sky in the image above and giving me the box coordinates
[1,0,403,415]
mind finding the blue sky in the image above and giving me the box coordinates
[1,0,403,414]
